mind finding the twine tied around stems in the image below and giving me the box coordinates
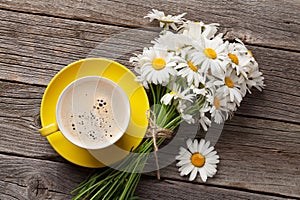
[145,110,173,180]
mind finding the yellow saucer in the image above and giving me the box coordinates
[40,58,149,168]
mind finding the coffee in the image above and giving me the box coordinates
[56,76,130,149]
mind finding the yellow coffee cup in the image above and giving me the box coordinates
[39,76,130,150]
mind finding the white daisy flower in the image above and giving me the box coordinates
[207,90,229,124]
[227,42,252,78]
[181,21,219,40]
[161,83,195,105]
[176,139,219,182]
[214,67,243,104]
[176,49,205,87]
[191,36,228,78]
[130,47,177,85]
[152,32,192,54]
[233,38,256,60]
[245,60,265,92]
[144,9,186,30]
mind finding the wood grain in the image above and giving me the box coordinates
[0,1,299,199]
[0,10,299,124]
[0,154,89,200]
[0,81,62,160]
[0,154,293,200]
[0,80,299,197]
[136,178,291,200]
[0,0,299,50]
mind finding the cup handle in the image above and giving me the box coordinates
[39,123,59,137]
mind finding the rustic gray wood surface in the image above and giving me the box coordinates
[0,0,299,199]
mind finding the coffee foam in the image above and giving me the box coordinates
[57,77,129,149]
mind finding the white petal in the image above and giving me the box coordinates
[233,88,242,102]
[178,146,188,155]
[189,167,198,181]
[202,140,211,153]
[176,159,191,167]
[186,138,195,153]
[214,80,224,86]
[198,139,205,153]
[203,146,214,156]
[204,165,217,177]
[175,150,191,160]
[181,164,194,176]
[229,89,234,102]
[179,163,190,172]
[200,120,208,131]
[161,93,174,105]
[206,156,220,164]
[193,140,199,153]
[186,138,193,148]
[205,151,217,158]
[198,167,208,182]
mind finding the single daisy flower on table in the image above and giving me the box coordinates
[144,9,186,30]
[130,47,177,86]
[176,138,219,182]
[191,36,228,78]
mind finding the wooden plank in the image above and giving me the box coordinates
[0,154,291,200]
[0,81,299,197]
[0,0,299,50]
[0,10,299,123]
[136,178,290,200]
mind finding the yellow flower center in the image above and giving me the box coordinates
[203,48,217,59]
[213,97,221,110]
[170,91,177,95]
[152,58,166,70]
[187,61,198,72]
[228,53,239,65]
[248,50,253,57]
[225,77,234,88]
[191,153,205,167]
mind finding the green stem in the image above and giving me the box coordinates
[98,177,123,200]
[119,156,146,200]
[164,115,182,130]
[150,84,156,104]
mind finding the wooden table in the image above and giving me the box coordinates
[1,1,299,199]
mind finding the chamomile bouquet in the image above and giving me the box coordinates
[72,9,264,199]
